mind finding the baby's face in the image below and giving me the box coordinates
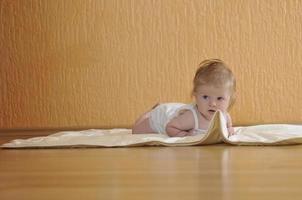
[194,85,231,121]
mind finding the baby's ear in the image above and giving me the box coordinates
[191,91,196,98]
[228,92,236,109]
[192,91,199,98]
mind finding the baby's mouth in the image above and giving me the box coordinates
[208,109,216,113]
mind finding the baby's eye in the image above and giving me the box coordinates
[217,97,224,101]
[202,95,208,100]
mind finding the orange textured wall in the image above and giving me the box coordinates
[0,0,301,130]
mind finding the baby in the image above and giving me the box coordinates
[132,59,236,137]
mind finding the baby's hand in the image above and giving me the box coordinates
[224,112,235,138]
[228,127,235,138]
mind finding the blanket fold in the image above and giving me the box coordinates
[1,112,302,148]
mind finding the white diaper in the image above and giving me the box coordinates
[149,103,207,135]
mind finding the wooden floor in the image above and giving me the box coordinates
[1,133,302,200]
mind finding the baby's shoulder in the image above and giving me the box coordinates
[223,112,231,119]
[176,108,196,120]
[169,108,195,127]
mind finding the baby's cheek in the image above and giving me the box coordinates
[219,103,228,111]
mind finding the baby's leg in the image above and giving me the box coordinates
[132,103,159,134]
[132,113,154,134]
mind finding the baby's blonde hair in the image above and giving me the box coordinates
[192,59,236,108]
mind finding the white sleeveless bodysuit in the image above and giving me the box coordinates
[148,103,207,135]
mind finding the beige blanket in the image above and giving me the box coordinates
[1,112,302,148]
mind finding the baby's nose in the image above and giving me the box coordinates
[209,100,216,106]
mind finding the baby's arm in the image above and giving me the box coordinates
[132,103,160,134]
[165,110,195,137]
[225,113,235,137]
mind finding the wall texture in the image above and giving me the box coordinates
[0,0,301,130]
